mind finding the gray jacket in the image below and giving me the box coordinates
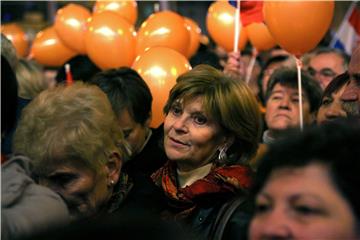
[1,155,70,240]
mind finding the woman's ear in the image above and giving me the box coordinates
[144,112,152,128]
[223,135,235,149]
[105,151,123,186]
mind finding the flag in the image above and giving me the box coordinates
[229,1,264,27]
[330,2,360,55]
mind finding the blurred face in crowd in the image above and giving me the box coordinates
[163,96,226,171]
[117,109,150,156]
[242,54,261,96]
[317,85,347,124]
[265,83,313,131]
[308,53,345,89]
[39,163,111,219]
[341,45,360,116]
[261,62,285,98]
[249,164,358,240]
[341,76,360,116]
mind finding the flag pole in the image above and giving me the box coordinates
[295,57,303,131]
[233,0,241,53]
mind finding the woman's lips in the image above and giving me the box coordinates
[168,136,190,147]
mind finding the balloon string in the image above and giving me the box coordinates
[295,57,303,131]
[65,63,73,86]
[245,48,257,84]
[233,0,241,53]
[153,3,160,12]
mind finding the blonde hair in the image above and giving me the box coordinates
[164,64,262,164]
[15,59,47,99]
[13,82,128,175]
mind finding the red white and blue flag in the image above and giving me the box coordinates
[229,0,264,26]
[330,2,360,55]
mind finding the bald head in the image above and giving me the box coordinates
[349,44,360,74]
[341,44,360,117]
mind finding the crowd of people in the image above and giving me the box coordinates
[1,30,360,240]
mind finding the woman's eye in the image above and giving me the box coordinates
[123,130,132,139]
[255,203,270,214]
[294,205,322,216]
[48,174,76,187]
[291,97,300,103]
[271,95,282,101]
[193,115,207,125]
[321,97,332,106]
[170,106,182,116]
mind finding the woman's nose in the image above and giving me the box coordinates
[172,116,188,132]
[254,210,293,239]
[279,97,291,109]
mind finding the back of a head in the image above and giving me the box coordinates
[55,55,101,84]
[265,67,323,113]
[15,58,47,99]
[1,55,18,136]
[190,43,223,70]
[164,64,262,163]
[13,82,126,174]
[1,33,18,70]
[90,67,152,125]
[255,120,360,220]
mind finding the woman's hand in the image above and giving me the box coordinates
[223,52,246,81]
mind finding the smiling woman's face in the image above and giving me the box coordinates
[38,163,111,219]
[249,163,358,240]
[163,96,226,172]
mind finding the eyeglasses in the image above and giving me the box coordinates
[307,67,337,78]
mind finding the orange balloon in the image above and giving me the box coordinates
[93,0,138,25]
[54,3,91,54]
[85,11,136,70]
[1,23,28,57]
[206,1,248,52]
[136,11,190,56]
[184,17,202,59]
[30,27,77,67]
[264,1,334,57]
[132,47,192,127]
[246,22,276,51]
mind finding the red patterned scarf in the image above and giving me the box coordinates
[151,161,253,219]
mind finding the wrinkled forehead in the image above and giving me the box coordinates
[349,45,360,74]
[271,83,308,97]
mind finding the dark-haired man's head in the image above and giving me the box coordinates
[90,67,153,156]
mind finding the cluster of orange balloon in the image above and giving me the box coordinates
[54,3,91,54]
[85,11,136,69]
[30,27,77,67]
[93,0,138,25]
[134,11,198,127]
[136,11,190,57]
[206,1,248,52]
[264,1,334,57]
[246,22,276,52]
[133,47,191,127]
[1,23,29,57]
[184,17,202,58]
[30,0,138,68]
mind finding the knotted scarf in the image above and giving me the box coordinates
[151,161,253,219]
